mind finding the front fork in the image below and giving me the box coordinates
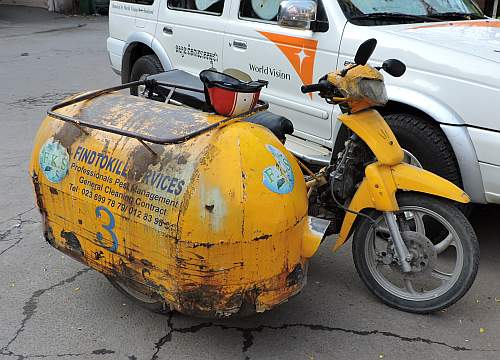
[383,212,412,273]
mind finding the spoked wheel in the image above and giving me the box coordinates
[106,276,170,314]
[353,193,479,313]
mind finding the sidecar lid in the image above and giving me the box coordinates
[47,80,268,145]
[77,92,223,142]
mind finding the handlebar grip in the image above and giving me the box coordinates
[301,83,323,94]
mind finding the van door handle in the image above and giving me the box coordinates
[232,40,247,50]
[163,26,173,35]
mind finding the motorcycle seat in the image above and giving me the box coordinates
[245,111,294,142]
[147,69,209,111]
[147,70,294,141]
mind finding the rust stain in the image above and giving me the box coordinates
[177,153,189,164]
[60,230,84,256]
[191,242,215,249]
[252,234,272,241]
[53,121,84,151]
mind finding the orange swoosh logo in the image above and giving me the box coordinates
[259,32,318,98]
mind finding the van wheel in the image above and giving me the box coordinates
[385,113,462,188]
[129,54,164,96]
[385,113,471,216]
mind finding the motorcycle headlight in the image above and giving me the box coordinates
[357,79,388,105]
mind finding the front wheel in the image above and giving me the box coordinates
[352,193,479,313]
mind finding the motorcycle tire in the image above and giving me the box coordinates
[352,192,479,314]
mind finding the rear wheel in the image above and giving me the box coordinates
[129,54,163,97]
[106,276,170,314]
[352,193,479,313]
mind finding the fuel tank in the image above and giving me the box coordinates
[30,93,327,317]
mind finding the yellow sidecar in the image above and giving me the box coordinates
[29,79,329,317]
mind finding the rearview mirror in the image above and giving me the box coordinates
[354,39,377,65]
[382,59,406,77]
[278,0,317,30]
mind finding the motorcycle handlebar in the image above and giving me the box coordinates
[301,80,332,94]
[301,83,323,94]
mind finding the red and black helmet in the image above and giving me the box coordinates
[200,69,268,117]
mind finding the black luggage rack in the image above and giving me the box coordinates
[47,79,268,147]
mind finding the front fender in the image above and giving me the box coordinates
[332,163,470,251]
[391,163,470,203]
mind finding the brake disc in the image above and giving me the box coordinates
[399,231,437,279]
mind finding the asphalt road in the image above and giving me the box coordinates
[1,6,499,360]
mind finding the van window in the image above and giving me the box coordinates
[239,0,328,31]
[168,0,224,15]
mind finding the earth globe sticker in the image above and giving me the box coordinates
[39,137,69,183]
[262,144,295,194]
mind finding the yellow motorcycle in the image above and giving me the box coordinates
[302,39,479,313]
[30,39,478,317]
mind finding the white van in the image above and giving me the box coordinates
[107,0,500,205]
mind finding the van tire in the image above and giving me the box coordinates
[385,113,461,188]
[129,54,164,96]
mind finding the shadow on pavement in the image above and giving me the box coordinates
[470,204,500,262]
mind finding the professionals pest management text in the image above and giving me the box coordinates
[68,145,185,236]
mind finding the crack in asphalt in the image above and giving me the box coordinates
[0,219,39,242]
[8,91,76,109]
[0,206,116,359]
[0,238,23,257]
[0,268,92,359]
[0,214,40,257]
[0,206,37,226]
[0,348,115,359]
[34,24,87,35]
[0,225,21,242]
[151,312,175,360]
[151,312,490,360]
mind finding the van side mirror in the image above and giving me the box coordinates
[278,0,317,30]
